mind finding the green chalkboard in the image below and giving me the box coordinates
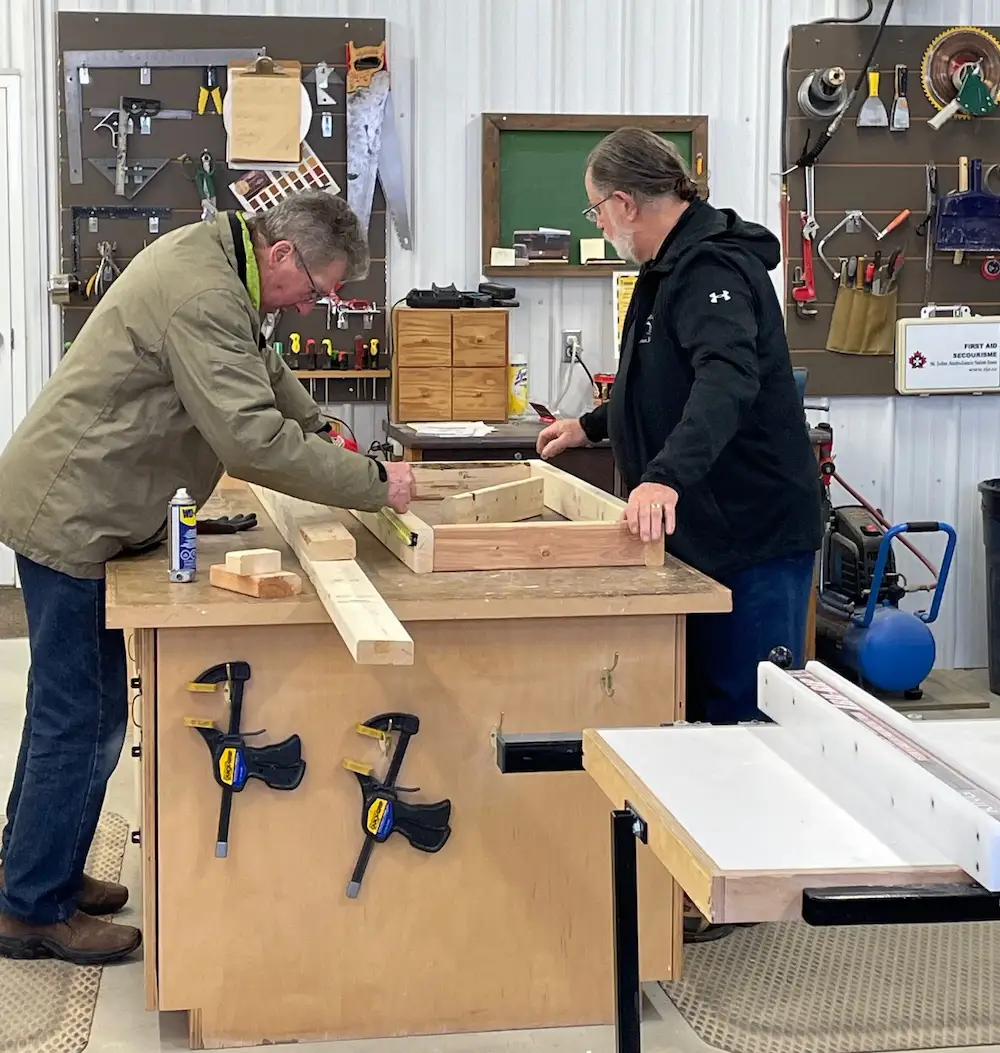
[498,129,695,266]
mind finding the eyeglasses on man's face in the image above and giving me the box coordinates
[293,245,325,302]
[582,193,614,223]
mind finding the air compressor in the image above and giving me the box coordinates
[813,424,958,698]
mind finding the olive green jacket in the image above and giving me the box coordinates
[0,212,387,579]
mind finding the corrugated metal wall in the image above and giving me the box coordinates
[2,0,999,667]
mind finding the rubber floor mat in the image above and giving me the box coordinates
[662,919,1000,1053]
[0,812,129,1053]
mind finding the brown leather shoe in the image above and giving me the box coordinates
[0,864,128,916]
[76,873,129,916]
[0,909,141,965]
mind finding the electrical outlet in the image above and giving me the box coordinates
[562,329,582,363]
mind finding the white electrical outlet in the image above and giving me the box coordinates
[562,329,582,363]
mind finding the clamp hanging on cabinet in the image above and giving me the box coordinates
[343,712,451,898]
[186,661,306,858]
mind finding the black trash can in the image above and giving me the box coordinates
[980,479,1000,695]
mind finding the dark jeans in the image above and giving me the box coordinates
[686,550,815,725]
[0,554,127,924]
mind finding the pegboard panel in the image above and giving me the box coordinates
[57,11,390,407]
[784,23,1000,396]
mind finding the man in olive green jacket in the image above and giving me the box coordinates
[0,191,413,964]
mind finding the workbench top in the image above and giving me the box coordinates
[106,477,730,629]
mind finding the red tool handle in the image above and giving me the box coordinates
[791,215,817,303]
[354,336,365,370]
[878,209,911,240]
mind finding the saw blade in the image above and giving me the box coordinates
[377,89,413,250]
[346,69,390,250]
[921,25,1000,116]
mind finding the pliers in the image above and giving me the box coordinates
[198,67,223,116]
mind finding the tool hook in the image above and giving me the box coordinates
[600,652,619,698]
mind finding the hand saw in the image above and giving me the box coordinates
[345,41,413,253]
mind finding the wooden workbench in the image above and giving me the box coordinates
[109,476,729,1050]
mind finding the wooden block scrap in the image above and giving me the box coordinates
[439,476,545,525]
[299,520,356,560]
[225,548,283,576]
[210,564,302,598]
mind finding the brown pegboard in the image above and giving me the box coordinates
[784,23,1000,396]
[57,11,391,406]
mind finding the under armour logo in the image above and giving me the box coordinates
[709,290,731,303]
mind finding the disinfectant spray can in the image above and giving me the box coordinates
[168,487,197,582]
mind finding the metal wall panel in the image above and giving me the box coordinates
[4,0,999,667]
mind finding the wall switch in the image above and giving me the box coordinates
[562,329,582,363]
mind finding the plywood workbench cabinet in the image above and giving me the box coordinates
[109,473,730,1050]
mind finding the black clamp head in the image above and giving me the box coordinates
[189,661,252,688]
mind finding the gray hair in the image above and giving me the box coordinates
[248,190,370,279]
[586,128,699,205]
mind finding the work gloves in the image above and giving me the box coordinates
[196,513,258,535]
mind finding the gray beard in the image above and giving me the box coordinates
[611,231,639,264]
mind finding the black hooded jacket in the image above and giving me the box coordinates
[580,199,822,579]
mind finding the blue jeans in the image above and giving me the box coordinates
[685,551,815,725]
[0,555,127,924]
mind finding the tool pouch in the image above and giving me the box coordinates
[826,285,898,356]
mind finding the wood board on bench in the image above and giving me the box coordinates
[349,460,663,574]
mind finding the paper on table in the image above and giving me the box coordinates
[226,59,303,165]
[408,422,495,437]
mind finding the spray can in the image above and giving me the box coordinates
[168,487,197,582]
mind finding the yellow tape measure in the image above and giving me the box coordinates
[378,507,417,547]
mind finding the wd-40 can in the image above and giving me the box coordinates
[168,487,197,582]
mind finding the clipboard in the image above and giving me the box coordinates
[226,53,304,166]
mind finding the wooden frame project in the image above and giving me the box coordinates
[481,112,709,278]
[251,462,661,666]
[351,460,664,574]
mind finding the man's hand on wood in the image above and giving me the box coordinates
[624,482,678,543]
[385,461,416,513]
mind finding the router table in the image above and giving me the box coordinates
[106,475,729,1049]
[498,656,1000,1053]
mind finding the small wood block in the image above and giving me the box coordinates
[209,564,302,599]
[299,520,356,560]
[225,548,283,576]
[438,476,545,525]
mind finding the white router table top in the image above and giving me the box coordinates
[583,663,1000,925]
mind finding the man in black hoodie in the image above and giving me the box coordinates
[538,128,822,728]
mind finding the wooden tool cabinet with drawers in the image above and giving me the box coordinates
[391,306,510,422]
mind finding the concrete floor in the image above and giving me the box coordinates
[0,634,998,1053]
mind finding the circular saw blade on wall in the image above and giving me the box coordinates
[921,25,1000,118]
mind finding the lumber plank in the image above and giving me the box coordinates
[411,461,532,498]
[530,459,624,522]
[254,489,357,561]
[298,520,356,560]
[432,521,657,572]
[250,485,413,665]
[530,460,664,567]
[209,564,302,598]
[349,508,434,574]
[225,548,283,576]
[438,476,545,524]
